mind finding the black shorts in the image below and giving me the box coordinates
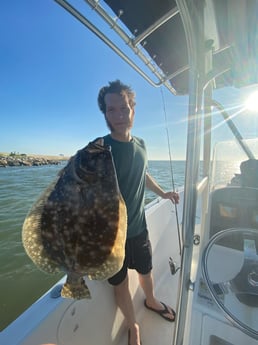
[108,229,153,286]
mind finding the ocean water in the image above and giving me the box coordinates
[0,160,186,331]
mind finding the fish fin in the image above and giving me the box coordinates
[61,277,91,299]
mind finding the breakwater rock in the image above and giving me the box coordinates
[0,154,66,167]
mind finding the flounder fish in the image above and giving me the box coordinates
[22,138,127,299]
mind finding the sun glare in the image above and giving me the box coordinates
[245,90,258,112]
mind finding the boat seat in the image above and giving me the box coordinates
[209,187,258,248]
[239,159,258,188]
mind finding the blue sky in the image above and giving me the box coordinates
[1,1,256,160]
[0,0,189,160]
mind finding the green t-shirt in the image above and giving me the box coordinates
[103,134,147,238]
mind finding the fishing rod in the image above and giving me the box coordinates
[160,87,182,260]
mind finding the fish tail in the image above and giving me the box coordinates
[61,277,91,299]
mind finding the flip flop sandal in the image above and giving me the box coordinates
[144,299,176,322]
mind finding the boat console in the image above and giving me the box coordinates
[209,187,258,239]
[202,228,258,339]
[190,181,258,344]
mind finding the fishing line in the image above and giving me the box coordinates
[160,87,182,256]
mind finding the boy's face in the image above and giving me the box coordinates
[104,93,135,135]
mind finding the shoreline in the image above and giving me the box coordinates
[0,153,70,167]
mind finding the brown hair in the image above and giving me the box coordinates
[97,80,136,114]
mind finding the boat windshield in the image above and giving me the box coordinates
[211,138,258,190]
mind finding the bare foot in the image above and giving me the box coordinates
[128,323,141,345]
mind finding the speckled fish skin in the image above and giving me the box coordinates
[22,138,127,299]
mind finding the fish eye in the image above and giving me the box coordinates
[82,152,108,174]
[86,159,97,172]
[78,149,111,178]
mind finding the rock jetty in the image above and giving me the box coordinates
[0,153,68,168]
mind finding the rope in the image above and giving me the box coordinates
[160,87,182,255]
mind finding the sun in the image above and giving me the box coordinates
[245,90,258,112]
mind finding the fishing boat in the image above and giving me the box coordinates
[1,0,258,344]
